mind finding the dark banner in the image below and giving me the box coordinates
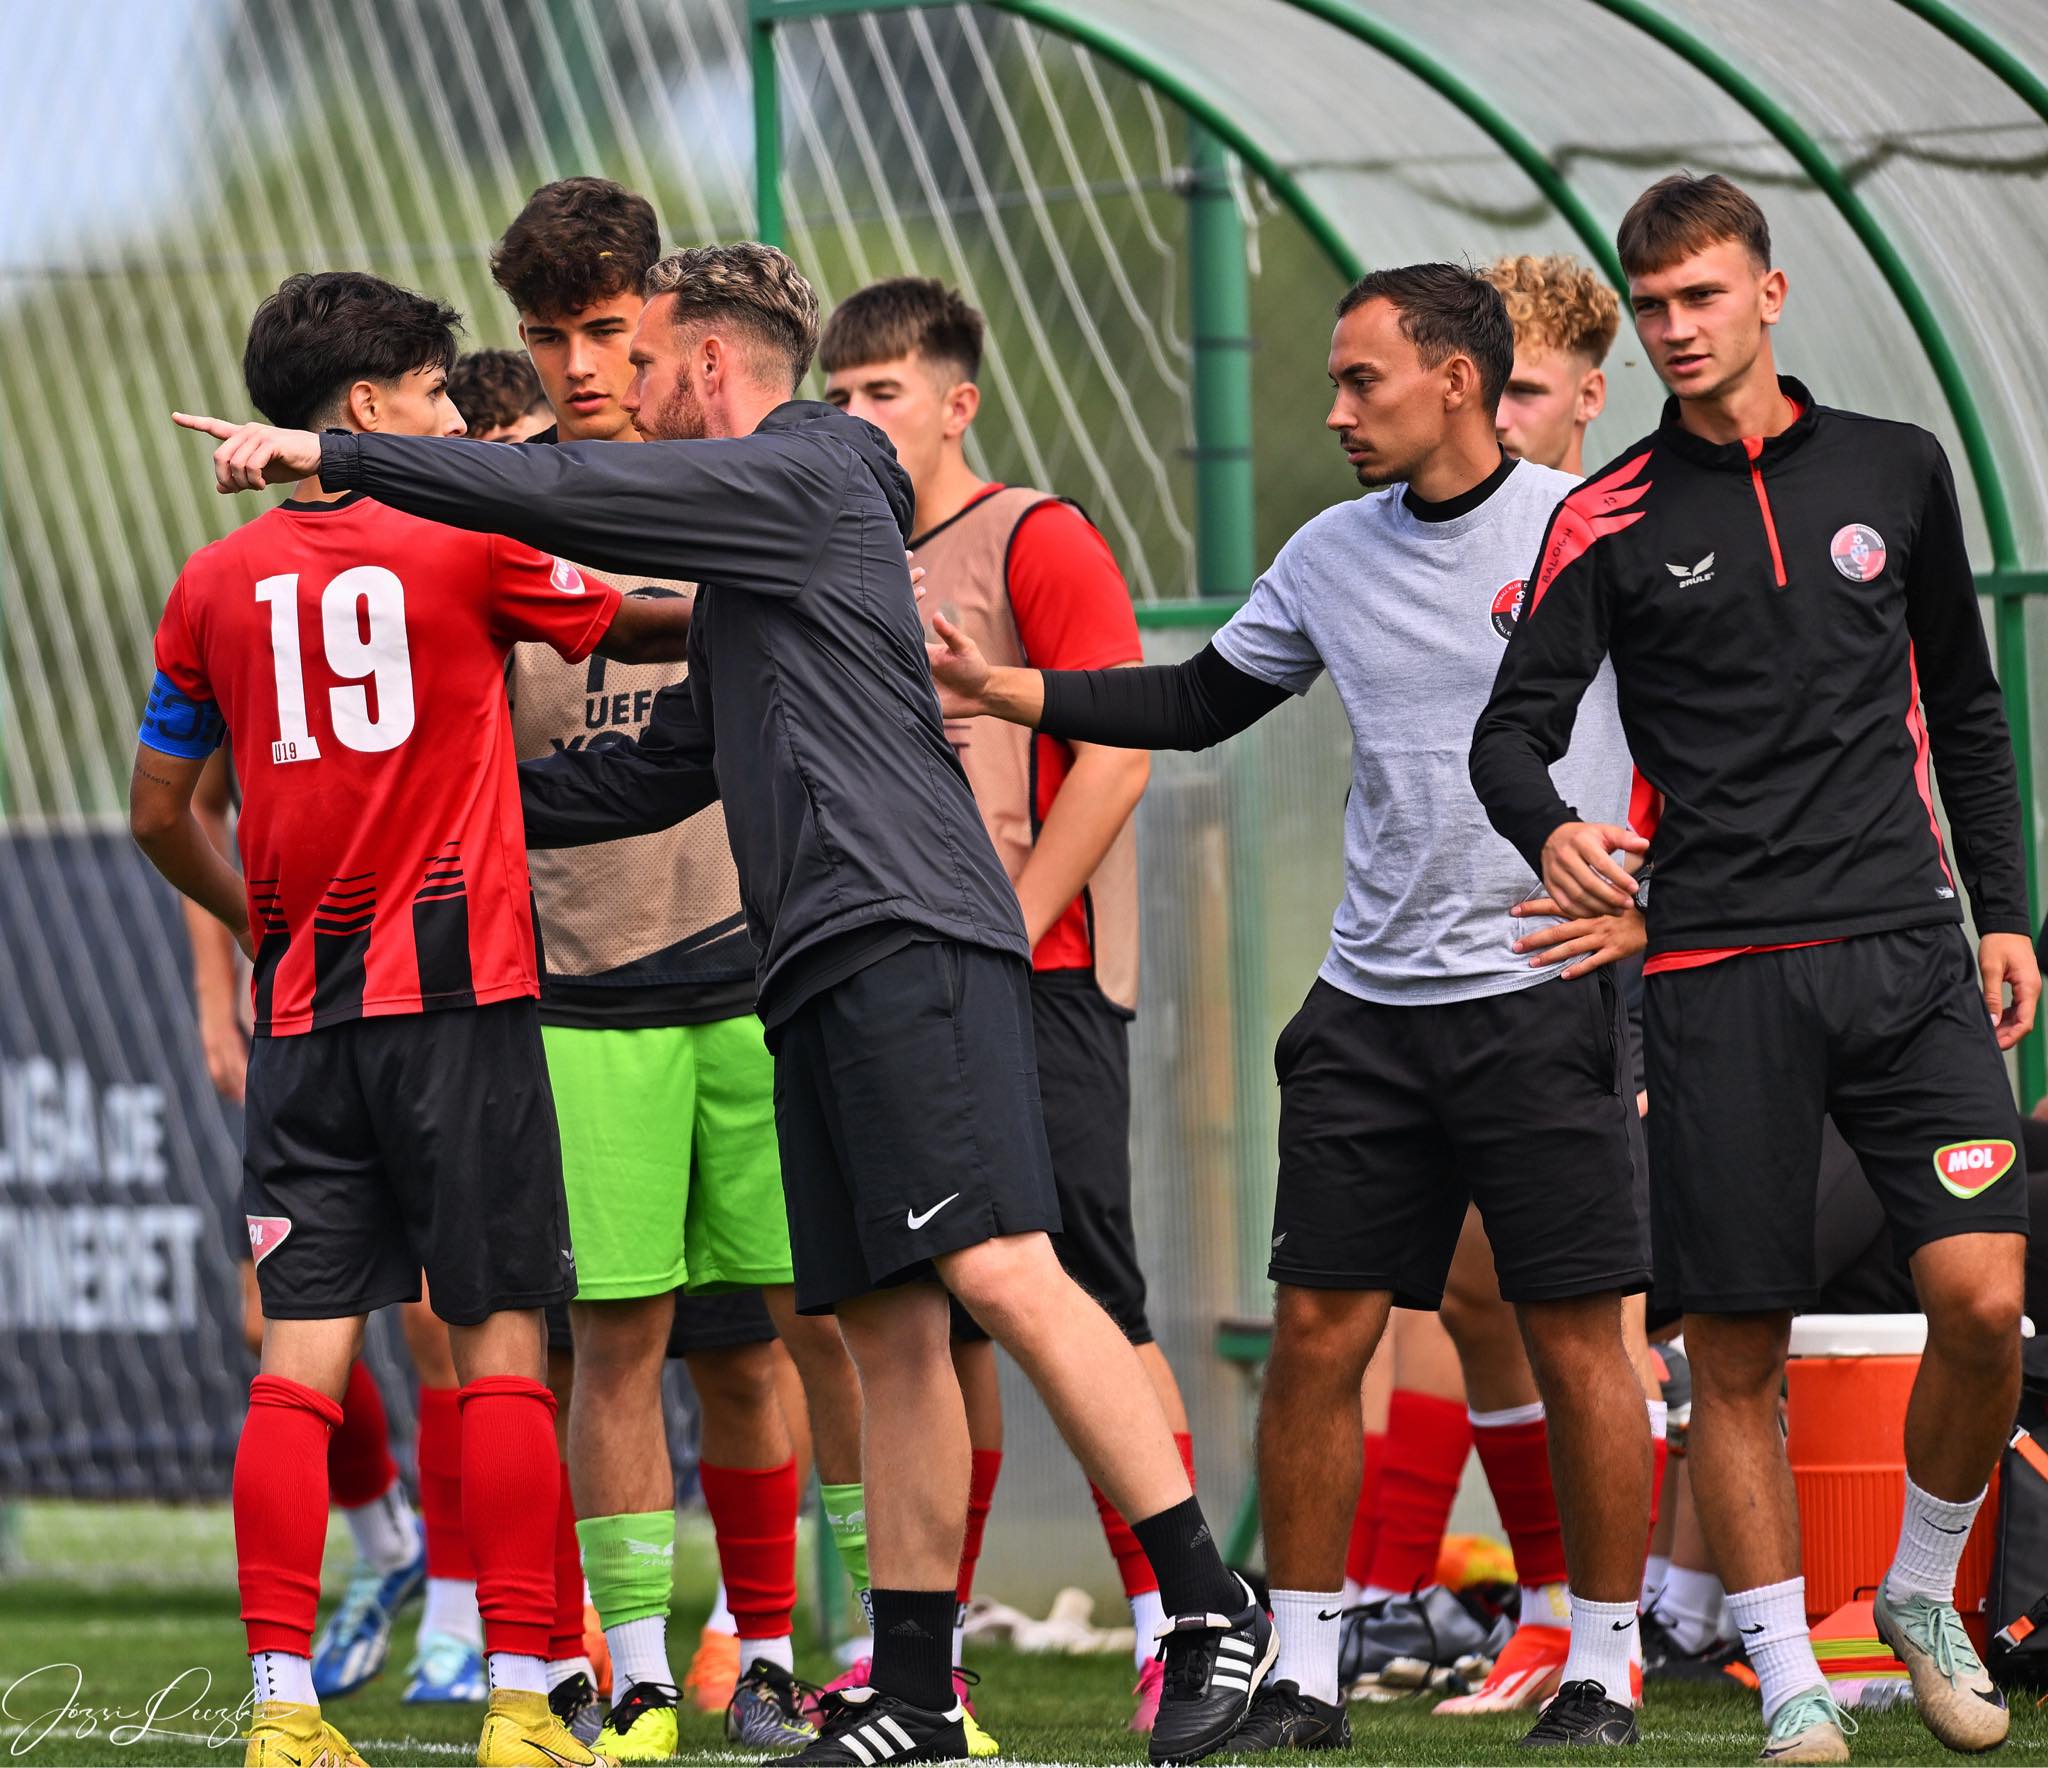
[0,823,254,1496]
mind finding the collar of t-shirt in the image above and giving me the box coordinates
[1399,450,1517,524]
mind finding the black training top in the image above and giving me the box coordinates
[1469,376,2028,956]
[321,403,1029,1027]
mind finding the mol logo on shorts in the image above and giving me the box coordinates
[247,1214,293,1264]
[1931,1138,2016,1199]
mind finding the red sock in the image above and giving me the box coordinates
[236,1374,343,1655]
[415,1385,474,1581]
[1647,1422,1670,1550]
[548,1459,583,1662]
[701,1459,799,1641]
[1345,1431,1388,1590]
[1471,1408,1568,1591]
[459,1376,560,1660]
[1366,1391,1470,1593]
[327,1359,397,1509]
[1176,1431,1196,1490]
[1089,1479,1158,1599]
[956,1449,1004,1604]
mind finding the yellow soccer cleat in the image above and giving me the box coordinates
[477,1689,617,1766]
[963,1707,1000,1758]
[594,1683,681,1763]
[245,1700,369,1768]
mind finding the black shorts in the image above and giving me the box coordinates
[954,972,1150,1346]
[545,1287,778,1357]
[1644,925,2029,1313]
[242,1000,574,1327]
[1270,972,1649,1307]
[773,938,1062,1314]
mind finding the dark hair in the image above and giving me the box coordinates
[447,348,547,433]
[242,271,461,430]
[1334,262,1514,408]
[491,177,661,322]
[1617,173,1772,279]
[642,242,820,388]
[818,277,984,381]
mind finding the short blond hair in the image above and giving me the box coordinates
[1480,254,1619,367]
[643,242,819,387]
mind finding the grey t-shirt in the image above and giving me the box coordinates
[1214,460,1633,1005]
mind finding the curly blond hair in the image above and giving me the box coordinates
[1480,254,1619,367]
[643,242,820,387]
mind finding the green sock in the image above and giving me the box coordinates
[820,1480,870,1606]
[576,1510,675,1629]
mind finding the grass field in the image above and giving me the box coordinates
[2,1503,2042,1766]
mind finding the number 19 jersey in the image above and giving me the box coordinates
[150,492,621,1036]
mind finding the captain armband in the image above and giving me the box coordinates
[137,669,226,758]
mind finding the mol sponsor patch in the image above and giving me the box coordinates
[1931,1138,2015,1198]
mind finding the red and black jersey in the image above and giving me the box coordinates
[1471,376,2029,957]
[152,492,621,1035]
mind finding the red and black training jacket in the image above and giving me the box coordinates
[1469,376,2030,958]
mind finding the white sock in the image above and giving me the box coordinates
[343,1484,420,1575]
[491,1653,548,1695]
[744,1632,796,1674]
[953,1600,966,1671]
[1131,1590,1165,1668]
[705,1579,735,1636]
[607,1615,673,1692]
[1520,1580,1570,1632]
[1883,1476,1985,1606]
[1656,1565,1725,1655]
[1557,1593,1636,1705]
[251,1651,316,1707]
[1269,1588,1343,1706]
[1340,1577,1363,1607]
[1725,1577,1822,1722]
[544,1655,594,1693]
[420,1576,482,1647]
[1646,1399,1668,1443]
[1469,1400,1546,1430]
[1641,1554,1670,1610]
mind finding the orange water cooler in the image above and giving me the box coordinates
[1786,1315,2000,1645]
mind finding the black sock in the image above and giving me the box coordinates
[868,1588,958,1711]
[1130,1495,1241,1617]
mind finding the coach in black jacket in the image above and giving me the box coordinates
[173,242,1264,1762]
[1470,175,2028,1758]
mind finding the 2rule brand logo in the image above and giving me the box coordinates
[1931,1138,2015,1199]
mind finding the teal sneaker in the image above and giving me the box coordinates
[402,1628,486,1703]
[1874,1587,2008,1753]
[1760,1686,1854,1764]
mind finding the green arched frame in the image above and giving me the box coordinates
[749,0,2048,1101]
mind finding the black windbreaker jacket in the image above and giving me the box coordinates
[320,402,1028,1023]
[1469,377,2029,956]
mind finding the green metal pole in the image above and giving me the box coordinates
[750,6,784,249]
[1185,126,1256,599]
[1280,0,1624,292]
[1588,0,2043,1102]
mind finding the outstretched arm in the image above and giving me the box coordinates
[519,680,722,850]
[928,617,1288,751]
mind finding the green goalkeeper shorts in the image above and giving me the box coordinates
[541,1015,791,1298]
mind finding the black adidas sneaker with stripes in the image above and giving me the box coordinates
[1149,1575,1278,1763]
[785,1683,969,1766]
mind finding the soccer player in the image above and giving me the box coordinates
[448,348,553,442]
[1488,253,1615,479]
[144,269,689,1768]
[176,241,1267,1768]
[1471,173,2034,1762]
[489,175,849,1755]
[819,276,1191,1733]
[930,262,1656,1751]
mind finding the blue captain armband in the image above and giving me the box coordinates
[138,670,226,758]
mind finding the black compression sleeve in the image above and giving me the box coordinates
[1034,643,1291,751]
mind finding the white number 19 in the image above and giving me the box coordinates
[255,568,416,762]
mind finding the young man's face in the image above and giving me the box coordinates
[822,354,971,494]
[477,404,554,444]
[354,363,465,438]
[1628,238,1785,405]
[621,296,706,442]
[1495,345,1603,472]
[1325,298,1461,488]
[520,291,643,442]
